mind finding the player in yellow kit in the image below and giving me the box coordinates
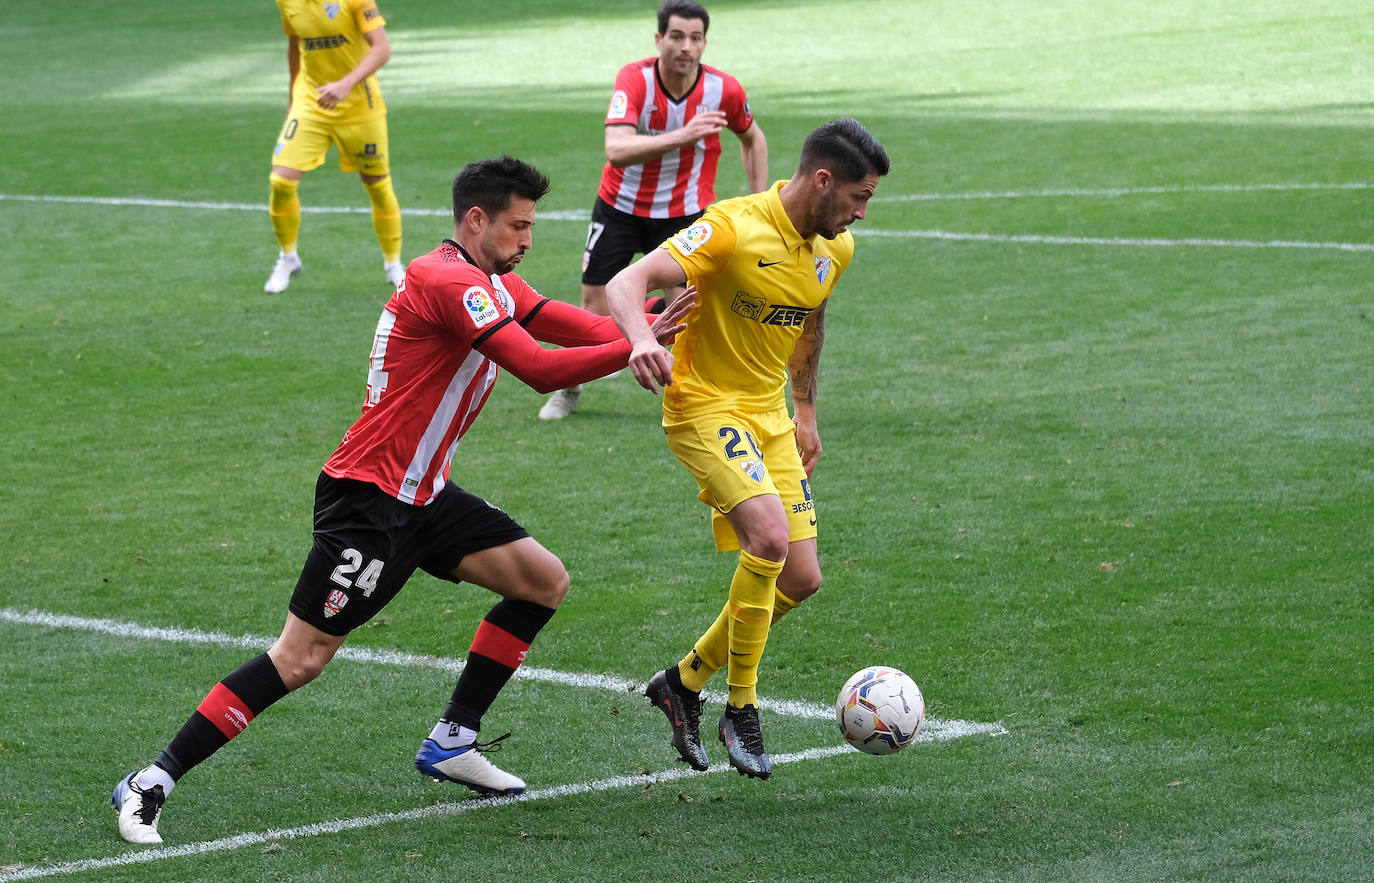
[265,0,404,293]
[606,118,890,778]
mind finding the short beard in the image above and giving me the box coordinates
[814,190,842,239]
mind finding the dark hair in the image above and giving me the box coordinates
[658,0,709,35]
[451,156,551,224]
[797,118,891,183]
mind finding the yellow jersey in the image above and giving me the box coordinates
[662,181,854,418]
[277,0,387,124]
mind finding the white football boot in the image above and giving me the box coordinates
[537,385,583,421]
[264,251,302,293]
[112,772,166,844]
[384,260,406,288]
[415,735,526,796]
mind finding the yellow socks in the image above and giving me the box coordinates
[678,607,729,694]
[723,551,784,708]
[268,173,301,253]
[673,552,785,707]
[678,585,802,696]
[363,175,402,264]
[771,588,798,625]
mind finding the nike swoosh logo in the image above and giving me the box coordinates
[757,258,784,268]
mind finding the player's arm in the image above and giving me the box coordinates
[606,249,690,393]
[285,35,300,110]
[603,111,728,168]
[475,295,693,394]
[789,301,827,477]
[522,296,693,348]
[735,122,769,194]
[316,26,391,109]
[474,321,629,395]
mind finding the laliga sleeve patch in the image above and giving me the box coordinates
[608,90,629,120]
[464,286,502,327]
[672,221,713,255]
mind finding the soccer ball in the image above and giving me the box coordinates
[836,666,925,754]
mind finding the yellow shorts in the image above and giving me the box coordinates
[665,407,817,552]
[271,113,390,176]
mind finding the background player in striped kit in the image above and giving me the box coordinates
[539,0,768,421]
[112,157,694,845]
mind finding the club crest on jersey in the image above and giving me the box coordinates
[464,286,501,327]
[815,256,832,285]
[608,90,629,120]
[673,222,713,255]
[741,459,766,482]
[323,589,348,618]
[324,3,339,19]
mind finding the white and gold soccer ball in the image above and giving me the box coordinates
[836,666,925,754]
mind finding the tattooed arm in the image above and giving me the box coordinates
[789,300,827,478]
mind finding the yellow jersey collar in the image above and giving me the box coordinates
[764,180,808,254]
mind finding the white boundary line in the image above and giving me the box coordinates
[855,228,1374,252]
[0,746,849,882]
[1,608,1004,735]
[872,182,1374,202]
[3,190,1370,252]
[0,607,1005,880]
[0,192,586,222]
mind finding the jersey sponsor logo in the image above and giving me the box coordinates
[761,305,815,327]
[323,588,349,618]
[672,221,713,255]
[757,258,784,268]
[815,256,832,284]
[730,291,813,327]
[608,90,629,120]
[741,458,766,482]
[303,35,351,50]
[324,2,339,18]
[730,291,765,320]
[363,6,381,20]
[463,286,501,327]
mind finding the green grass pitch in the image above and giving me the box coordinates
[1,0,1370,879]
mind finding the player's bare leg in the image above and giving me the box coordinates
[415,538,568,795]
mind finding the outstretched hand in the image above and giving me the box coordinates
[631,287,698,394]
[649,285,697,344]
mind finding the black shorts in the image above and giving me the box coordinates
[288,473,530,636]
[581,198,704,286]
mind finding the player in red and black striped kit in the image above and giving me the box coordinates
[112,156,694,844]
[538,0,768,421]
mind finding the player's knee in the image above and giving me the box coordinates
[271,652,330,690]
[782,568,822,602]
[525,560,570,609]
[743,530,790,563]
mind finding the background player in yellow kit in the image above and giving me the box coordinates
[265,0,404,293]
[605,118,890,779]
